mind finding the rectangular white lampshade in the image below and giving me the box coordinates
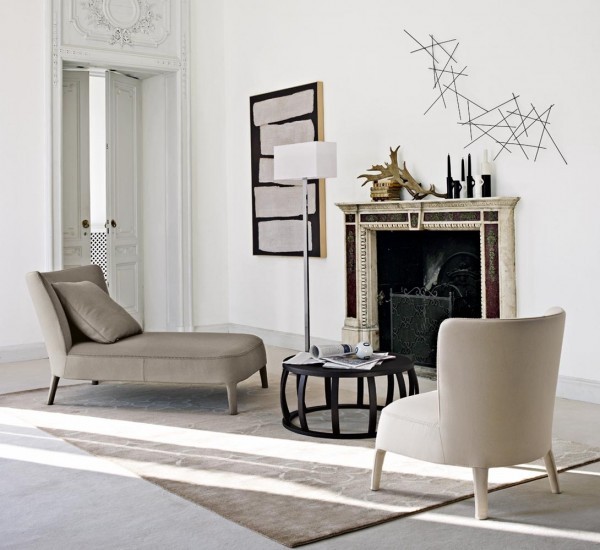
[273,141,337,181]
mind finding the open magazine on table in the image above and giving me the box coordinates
[283,344,394,370]
[320,352,393,370]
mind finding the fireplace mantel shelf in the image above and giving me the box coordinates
[337,197,520,349]
[336,196,519,212]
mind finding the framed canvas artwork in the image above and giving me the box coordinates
[250,82,326,257]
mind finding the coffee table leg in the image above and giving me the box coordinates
[331,377,340,435]
[324,377,332,407]
[295,373,307,411]
[280,368,290,421]
[297,374,309,431]
[396,373,407,398]
[367,377,378,435]
[356,378,364,405]
[408,368,420,395]
[385,374,394,405]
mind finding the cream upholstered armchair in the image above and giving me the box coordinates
[26,265,268,415]
[371,308,566,519]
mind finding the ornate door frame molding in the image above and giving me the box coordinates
[44,0,192,330]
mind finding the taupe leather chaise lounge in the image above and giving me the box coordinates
[26,265,268,414]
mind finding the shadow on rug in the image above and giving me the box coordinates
[2,375,600,548]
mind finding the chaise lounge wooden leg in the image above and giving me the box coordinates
[226,383,238,415]
[544,449,561,494]
[259,366,268,388]
[371,449,386,490]
[48,375,60,405]
[473,467,489,520]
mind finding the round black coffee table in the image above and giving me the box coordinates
[280,355,418,439]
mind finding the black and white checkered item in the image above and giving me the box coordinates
[91,231,108,281]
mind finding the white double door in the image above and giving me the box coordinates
[62,70,143,324]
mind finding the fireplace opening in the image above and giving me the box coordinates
[376,230,482,367]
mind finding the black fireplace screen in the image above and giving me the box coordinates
[377,231,481,368]
[390,289,453,367]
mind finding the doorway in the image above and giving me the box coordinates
[62,67,143,324]
[51,63,191,332]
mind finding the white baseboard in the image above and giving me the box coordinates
[193,323,338,352]
[557,375,600,405]
[0,343,48,364]
[193,324,232,334]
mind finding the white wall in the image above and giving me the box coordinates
[190,0,230,327]
[142,71,184,332]
[142,74,169,330]
[0,1,47,350]
[194,0,600,391]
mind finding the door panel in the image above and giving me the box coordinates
[106,72,143,324]
[62,72,90,268]
[115,262,139,310]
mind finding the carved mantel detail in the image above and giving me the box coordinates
[337,197,520,349]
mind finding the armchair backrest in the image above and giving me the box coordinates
[26,265,109,376]
[436,308,566,468]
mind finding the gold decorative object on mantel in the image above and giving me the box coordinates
[359,146,446,201]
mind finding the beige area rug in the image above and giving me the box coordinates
[2,373,600,548]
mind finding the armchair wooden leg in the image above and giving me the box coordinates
[226,383,238,415]
[544,449,561,494]
[473,467,489,520]
[48,375,60,405]
[371,449,386,491]
[259,366,268,388]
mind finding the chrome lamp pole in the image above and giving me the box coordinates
[273,141,337,352]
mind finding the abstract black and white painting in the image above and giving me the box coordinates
[250,82,326,256]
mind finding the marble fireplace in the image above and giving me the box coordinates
[336,197,519,356]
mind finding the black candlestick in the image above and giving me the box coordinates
[481,175,491,197]
[446,155,453,199]
[452,179,462,199]
[481,150,492,197]
[466,153,475,198]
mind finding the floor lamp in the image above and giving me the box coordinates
[273,141,337,352]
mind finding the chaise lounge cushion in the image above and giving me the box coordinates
[52,281,142,344]
[64,332,266,384]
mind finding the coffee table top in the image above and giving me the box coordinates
[282,354,414,378]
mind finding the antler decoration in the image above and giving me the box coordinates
[358,146,446,200]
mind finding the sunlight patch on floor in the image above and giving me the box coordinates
[0,407,548,485]
[567,468,600,477]
[416,512,600,543]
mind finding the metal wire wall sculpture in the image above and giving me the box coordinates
[405,30,567,164]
